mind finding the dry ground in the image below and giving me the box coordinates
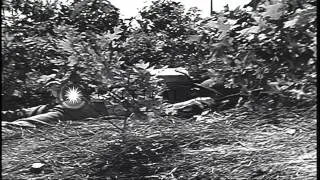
[2,106,317,180]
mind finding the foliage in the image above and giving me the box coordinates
[120,0,316,108]
[120,1,211,69]
[139,0,186,37]
[2,0,317,112]
[2,0,163,116]
[69,0,120,33]
[2,0,69,109]
[208,0,317,106]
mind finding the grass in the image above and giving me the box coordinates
[2,105,317,180]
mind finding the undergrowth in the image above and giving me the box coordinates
[2,106,316,180]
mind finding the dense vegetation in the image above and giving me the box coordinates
[2,0,317,111]
[2,0,316,179]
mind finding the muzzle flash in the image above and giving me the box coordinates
[59,83,86,109]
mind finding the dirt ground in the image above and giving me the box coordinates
[2,106,316,180]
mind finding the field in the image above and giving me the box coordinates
[2,106,316,179]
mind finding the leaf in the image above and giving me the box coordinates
[294,7,317,27]
[11,90,22,97]
[217,25,231,39]
[58,39,73,53]
[186,35,202,43]
[71,0,91,18]
[243,0,262,10]
[155,40,165,51]
[106,27,123,41]
[113,26,123,34]
[261,3,284,20]
[310,44,317,58]
[238,26,260,35]
[257,33,267,41]
[38,74,56,84]
[135,62,150,69]
[68,56,78,66]
[203,17,231,39]
[284,18,298,28]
